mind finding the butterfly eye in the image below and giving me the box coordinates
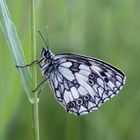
[76,98,83,105]
[41,48,47,58]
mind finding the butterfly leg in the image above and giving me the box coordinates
[16,59,43,68]
[32,77,49,96]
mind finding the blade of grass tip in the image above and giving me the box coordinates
[0,0,33,102]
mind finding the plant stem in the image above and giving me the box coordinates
[30,0,40,140]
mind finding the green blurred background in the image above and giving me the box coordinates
[0,0,140,140]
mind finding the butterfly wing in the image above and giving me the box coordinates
[49,53,126,116]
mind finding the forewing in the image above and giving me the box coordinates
[49,53,126,116]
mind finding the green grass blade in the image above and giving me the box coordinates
[0,0,32,101]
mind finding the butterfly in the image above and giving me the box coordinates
[17,31,126,116]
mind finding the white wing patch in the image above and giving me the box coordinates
[58,66,75,81]
[70,87,79,99]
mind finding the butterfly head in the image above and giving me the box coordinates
[41,47,54,64]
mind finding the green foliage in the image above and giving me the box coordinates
[0,0,140,140]
[0,0,32,139]
[0,0,32,100]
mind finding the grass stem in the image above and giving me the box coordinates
[30,0,40,140]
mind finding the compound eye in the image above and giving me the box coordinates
[41,48,47,58]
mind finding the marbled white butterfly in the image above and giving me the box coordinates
[17,31,126,116]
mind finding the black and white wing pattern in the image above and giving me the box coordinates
[49,53,126,116]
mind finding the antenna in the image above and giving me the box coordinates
[38,29,49,48]
[46,25,49,49]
